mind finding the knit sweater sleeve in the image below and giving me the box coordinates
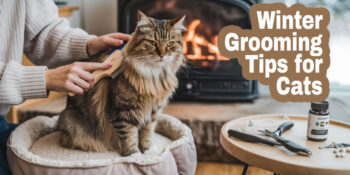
[23,0,96,68]
[0,61,47,105]
[0,0,96,105]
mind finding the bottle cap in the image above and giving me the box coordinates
[311,101,329,111]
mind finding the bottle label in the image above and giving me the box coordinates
[307,113,329,140]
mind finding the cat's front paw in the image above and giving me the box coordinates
[122,148,140,157]
[129,151,142,157]
[140,141,152,153]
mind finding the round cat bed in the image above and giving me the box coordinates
[7,114,196,175]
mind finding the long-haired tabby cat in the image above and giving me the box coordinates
[57,11,186,156]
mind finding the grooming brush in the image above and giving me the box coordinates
[68,42,127,96]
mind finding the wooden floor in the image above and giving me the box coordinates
[195,162,273,175]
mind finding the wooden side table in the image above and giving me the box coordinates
[220,114,350,175]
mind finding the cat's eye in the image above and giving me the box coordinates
[144,39,156,46]
[167,41,175,47]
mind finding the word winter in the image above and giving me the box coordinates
[257,10,323,30]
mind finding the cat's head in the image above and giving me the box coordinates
[124,10,187,77]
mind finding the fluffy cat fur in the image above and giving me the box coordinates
[57,11,186,156]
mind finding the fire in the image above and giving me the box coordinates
[183,20,228,61]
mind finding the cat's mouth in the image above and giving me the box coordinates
[155,57,164,62]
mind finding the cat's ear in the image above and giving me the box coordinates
[137,10,153,27]
[170,15,187,32]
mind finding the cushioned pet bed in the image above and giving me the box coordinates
[7,114,197,175]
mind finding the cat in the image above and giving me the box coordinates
[57,11,186,156]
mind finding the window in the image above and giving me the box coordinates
[302,0,350,88]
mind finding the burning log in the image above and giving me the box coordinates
[183,19,228,61]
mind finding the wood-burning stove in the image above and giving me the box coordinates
[117,0,259,101]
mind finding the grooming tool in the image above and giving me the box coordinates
[228,129,281,146]
[68,42,127,96]
[259,129,313,156]
[271,121,294,136]
[319,142,350,149]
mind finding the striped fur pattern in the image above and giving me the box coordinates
[57,11,186,156]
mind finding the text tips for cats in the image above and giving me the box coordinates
[217,3,330,102]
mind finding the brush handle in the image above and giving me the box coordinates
[68,50,123,96]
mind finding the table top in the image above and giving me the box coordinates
[220,114,350,175]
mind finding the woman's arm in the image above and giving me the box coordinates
[23,0,94,68]
[21,0,131,95]
[0,0,132,105]
[0,0,92,105]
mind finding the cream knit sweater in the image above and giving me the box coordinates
[0,0,95,115]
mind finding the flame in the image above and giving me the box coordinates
[183,20,228,61]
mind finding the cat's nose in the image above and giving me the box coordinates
[159,53,166,59]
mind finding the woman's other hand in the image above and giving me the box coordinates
[45,62,112,94]
[86,33,131,56]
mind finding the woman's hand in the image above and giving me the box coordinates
[45,62,112,94]
[87,33,132,56]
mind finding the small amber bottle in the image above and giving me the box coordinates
[307,101,329,141]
